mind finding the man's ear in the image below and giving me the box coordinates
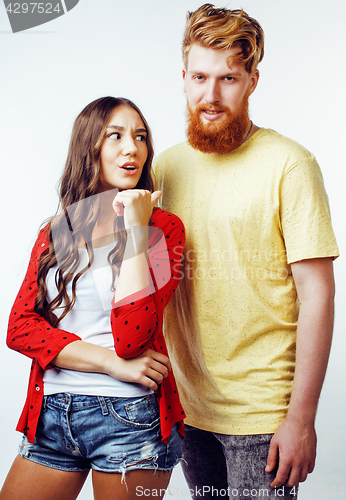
[182,68,187,95]
[249,69,260,95]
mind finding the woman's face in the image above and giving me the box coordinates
[98,105,148,192]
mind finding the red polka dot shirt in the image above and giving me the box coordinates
[7,208,186,444]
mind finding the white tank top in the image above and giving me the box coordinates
[43,242,152,397]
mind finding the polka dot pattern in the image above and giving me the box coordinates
[6,226,82,444]
[7,209,186,445]
[110,208,186,442]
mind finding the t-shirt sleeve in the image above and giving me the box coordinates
[279,157,339,264]
[152,157,164,208]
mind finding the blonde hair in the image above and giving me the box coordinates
[182,3,264,73]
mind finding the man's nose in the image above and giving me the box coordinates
[204,80,221,104]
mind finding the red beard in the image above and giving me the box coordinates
[186,98,250,154]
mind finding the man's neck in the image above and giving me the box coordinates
[197,123,260,155]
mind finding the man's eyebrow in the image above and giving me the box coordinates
[188,69,206,75]
[189,70,242,78]
[224,71,242,77]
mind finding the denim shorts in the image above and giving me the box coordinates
[19,393,183,474]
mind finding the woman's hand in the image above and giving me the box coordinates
[107,348,171,391]
[52,341,171,392]
[112,189,162,229]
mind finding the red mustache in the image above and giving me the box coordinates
[196,103,230,113]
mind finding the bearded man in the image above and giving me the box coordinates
[154,4,339,500]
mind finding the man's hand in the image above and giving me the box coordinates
[266,416,316,488]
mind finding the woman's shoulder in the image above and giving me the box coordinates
[151,207,185,232]
[37,223,50,243]
[30,223,51,256]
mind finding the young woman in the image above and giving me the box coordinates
[2,97,186,500]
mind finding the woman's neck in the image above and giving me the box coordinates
[79,189,119,249]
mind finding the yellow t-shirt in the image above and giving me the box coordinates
[154,128,339,435]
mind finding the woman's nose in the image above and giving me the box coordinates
[122,136,137,156]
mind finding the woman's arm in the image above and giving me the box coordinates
[111,207,185,358]
[7,226,171,390]
[7,227,81,369]
[112,189,161,302]
[52,341,171,390]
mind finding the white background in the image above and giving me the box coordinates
[0,1,345,498]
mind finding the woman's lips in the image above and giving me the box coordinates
[119,161,139,175]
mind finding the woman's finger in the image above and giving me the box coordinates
[151,191,162,208]
[112,197,124,216]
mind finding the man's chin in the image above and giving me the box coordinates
[186,99,250,154]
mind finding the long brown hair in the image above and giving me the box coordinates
[35,97,154,327]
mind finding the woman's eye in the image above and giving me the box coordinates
[136,135,146,142]
[109,132,120,140]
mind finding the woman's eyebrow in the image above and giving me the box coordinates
[106,124,125,130]
[106,125,147,134]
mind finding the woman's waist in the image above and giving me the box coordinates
[43,367,153,397]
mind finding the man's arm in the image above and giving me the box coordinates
[266,257,335,488]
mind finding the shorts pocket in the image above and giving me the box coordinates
[108,395,160,429]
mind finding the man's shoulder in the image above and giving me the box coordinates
[254,128,315,161]
[155,141,192,163]
[155,131,314,161]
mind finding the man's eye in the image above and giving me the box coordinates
[193,75,205,81]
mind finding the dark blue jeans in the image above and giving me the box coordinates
[182,425,297,499]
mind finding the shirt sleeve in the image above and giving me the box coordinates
[7,226,81,370]
[279,157,339,264]
[110,209,185,358]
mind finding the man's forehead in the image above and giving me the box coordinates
[187,44,245,72]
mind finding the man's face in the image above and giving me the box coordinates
[183,45,259,154]
[183,44,259,124]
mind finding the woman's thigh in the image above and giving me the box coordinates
[92,468,172,500]
[0,456,89,500]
